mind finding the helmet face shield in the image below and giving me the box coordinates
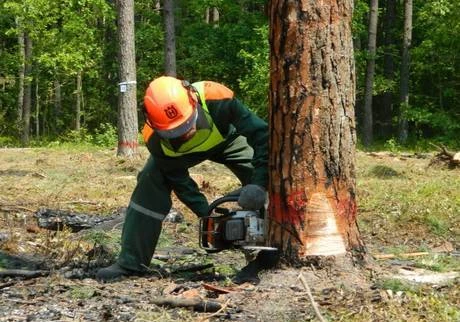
[154,107,198,139]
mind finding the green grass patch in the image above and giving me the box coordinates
[413,254,460,272]
[368,165,401,178]
[68,286,97,300]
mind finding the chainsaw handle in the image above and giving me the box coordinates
[207,195,240,216]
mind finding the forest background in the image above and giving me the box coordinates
[0,0,459,150]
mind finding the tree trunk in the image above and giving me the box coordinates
[267,0,364,263]
[362,0,379,147]
[381,0,396,139]
[205,7,219,25]
[54,79,62,132]
[21,33,32,146]
[16,18,24,125]
[116,0,139,157]
[163,0,176,76]
[398,0,412,143]
[35,75,39,138]
[75,71,82,131]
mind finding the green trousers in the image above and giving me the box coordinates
[118,135,254,272]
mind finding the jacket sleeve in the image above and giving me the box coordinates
[163,168,209,217]
[212,98,269,188]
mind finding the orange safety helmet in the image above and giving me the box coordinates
[144,76,198,139]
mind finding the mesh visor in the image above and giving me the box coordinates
[155,108,198,139]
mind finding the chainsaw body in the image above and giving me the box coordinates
[199,195,275,253]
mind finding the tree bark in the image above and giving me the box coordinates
[362,0,379,147]
[268,0,364,263]
[21,33,32,146]
[163,0,176,76]
[398,0,412,143]
[116,0,139,156]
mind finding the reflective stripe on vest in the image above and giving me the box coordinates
[160,82,225,157]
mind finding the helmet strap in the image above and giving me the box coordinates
[181,80,202,107]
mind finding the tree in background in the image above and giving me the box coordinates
[362,0,379,147]
[380,0,396,139]
[21,33,32,145]
[163,0,176,76]
[116,0,138,157]
[398,0,412,144]
[268,0,364,262]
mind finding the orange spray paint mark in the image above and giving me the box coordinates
[270,191,306,226]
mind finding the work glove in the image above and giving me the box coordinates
[237,184,266,210]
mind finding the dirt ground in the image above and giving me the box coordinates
[0,147,458,321]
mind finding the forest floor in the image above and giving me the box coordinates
[0,146,458,322]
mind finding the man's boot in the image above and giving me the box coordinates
[232,250,280,285]
[232,259,260,285]
[96,263,139,282]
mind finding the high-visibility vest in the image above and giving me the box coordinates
[160,82,225,157]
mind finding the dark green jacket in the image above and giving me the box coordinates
[142,81,268,216]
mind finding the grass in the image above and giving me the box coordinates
[356,153,459,250]
[0,145,458,321]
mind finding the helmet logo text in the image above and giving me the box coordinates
[164,105,178,119]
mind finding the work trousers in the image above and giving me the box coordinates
[118,136,254,271]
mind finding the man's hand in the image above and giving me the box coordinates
[238,184,266,210]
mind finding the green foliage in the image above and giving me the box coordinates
[383,138,400,153]
[65,128,94,145]
[93,123,118,147]
[237,26,269,119]
[45,124,118,148]
[1,0,459,147]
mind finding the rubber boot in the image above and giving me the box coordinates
[96,263,140,282]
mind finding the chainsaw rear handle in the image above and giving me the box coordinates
[207,195,240,217]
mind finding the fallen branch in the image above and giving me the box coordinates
[202,283,233,294]
[0,281,15,289]
[373,252,430,260]
[0,205,36,213]
[429,143,460,168]
[171,263,214,274]
[151,296,222,312]
[298,273,326,322]
[199,298,231,321]
[0,269,49,279]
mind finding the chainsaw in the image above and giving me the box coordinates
[199,194,277,253]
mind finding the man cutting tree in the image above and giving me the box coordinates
[96,76,275,283]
